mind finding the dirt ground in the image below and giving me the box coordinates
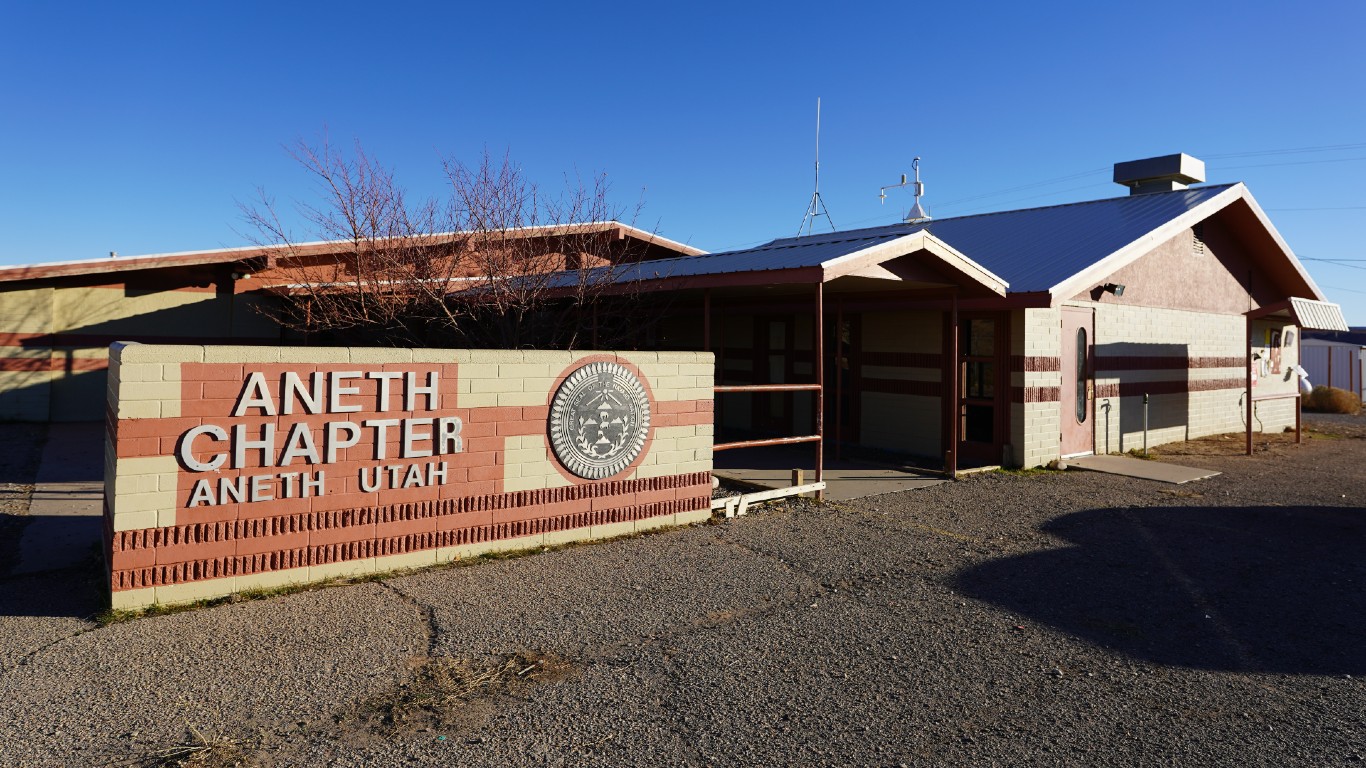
[0,415,1362,766]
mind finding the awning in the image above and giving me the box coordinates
[1246,297,1349,331]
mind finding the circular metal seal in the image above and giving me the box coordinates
[548,361,652,480]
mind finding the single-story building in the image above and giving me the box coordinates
[0,153,1348,470]
[573,153,1348,469]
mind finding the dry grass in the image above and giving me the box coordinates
[1304,386,1363,415]
[118,724,246,767]
[345,651,574,739]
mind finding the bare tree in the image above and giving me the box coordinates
[239,138,657,349]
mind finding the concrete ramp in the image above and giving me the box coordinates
[715,466,947,501]
[1063,454,1220,484]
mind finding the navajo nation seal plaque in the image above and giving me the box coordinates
[549,361,652,480]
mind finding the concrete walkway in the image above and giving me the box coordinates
[14,422,104,575]
[1062,453,1221,484]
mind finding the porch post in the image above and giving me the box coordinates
[947,291,959,476]
[815,282,825,500]
[1246,314,1254,456]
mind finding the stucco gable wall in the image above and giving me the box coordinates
[1069,217,1280,316]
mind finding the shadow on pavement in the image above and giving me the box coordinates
[0,556,105,619]
[956,505,1366,675]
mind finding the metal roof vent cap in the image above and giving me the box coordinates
[1113,153,1206,195]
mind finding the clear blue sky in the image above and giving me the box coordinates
[2,1,1363,323]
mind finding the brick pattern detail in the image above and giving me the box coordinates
[1010,355,1060,372]
[110,493,709,591]
[111,471,709,557]
[1012,386,1061,403]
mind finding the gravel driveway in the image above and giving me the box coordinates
[0,416,1362,766]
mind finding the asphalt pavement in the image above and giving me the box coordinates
[0,417,1362,766]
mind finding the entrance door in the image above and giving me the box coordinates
[823,312,861,452]
[755,316,792,435]
[958,314,1007,465]
[1060,307,1095,457]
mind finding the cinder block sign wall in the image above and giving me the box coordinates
[103,343,715,609]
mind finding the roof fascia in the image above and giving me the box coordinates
[582,265,824,297]
[0,253,265,283]
[1046,184,1247,304]
[820,231,1009,295]
[612,223,707,256]
[0,220,702,285]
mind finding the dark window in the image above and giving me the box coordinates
[1075,327,1088,423]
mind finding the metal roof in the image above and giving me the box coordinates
[1304,327,1366,346]
[586,184,1238,292]
[1289,297,1350,332]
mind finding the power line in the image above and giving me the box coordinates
[1198,142,1366,160]
[931,167,1109,211]
[1266,205,1366,212]
[1212,155,1366,172]
[1301,259,1366,272]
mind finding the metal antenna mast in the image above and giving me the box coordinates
[797,97,835,237]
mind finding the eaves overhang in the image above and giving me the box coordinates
[819,231,1009,296]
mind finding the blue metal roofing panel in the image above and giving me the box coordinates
[917,184,1235,292]
[557,185,1237,291]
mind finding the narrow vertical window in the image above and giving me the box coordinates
[1076,328,1088,423]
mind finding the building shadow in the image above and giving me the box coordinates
[1093,343,1190,453]
[955,504,1366,675]
[0,547,105,618]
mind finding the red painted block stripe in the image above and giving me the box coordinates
[1010,355,1060,372]
[1012,386,1061,403]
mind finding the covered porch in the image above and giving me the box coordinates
[599,228,1027,496]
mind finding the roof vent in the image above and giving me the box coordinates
[1113,153,1205,195]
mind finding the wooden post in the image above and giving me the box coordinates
[815,282,825,501]
[947,291,959,477]
[1246,315,1254,456]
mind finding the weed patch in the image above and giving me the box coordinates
[344,651,574,739]
[120,723,245,767]
[995,466,1060,477]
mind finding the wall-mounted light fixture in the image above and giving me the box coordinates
[1102,283,1126,297]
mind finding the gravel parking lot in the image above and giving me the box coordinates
[0,416,1362,767]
